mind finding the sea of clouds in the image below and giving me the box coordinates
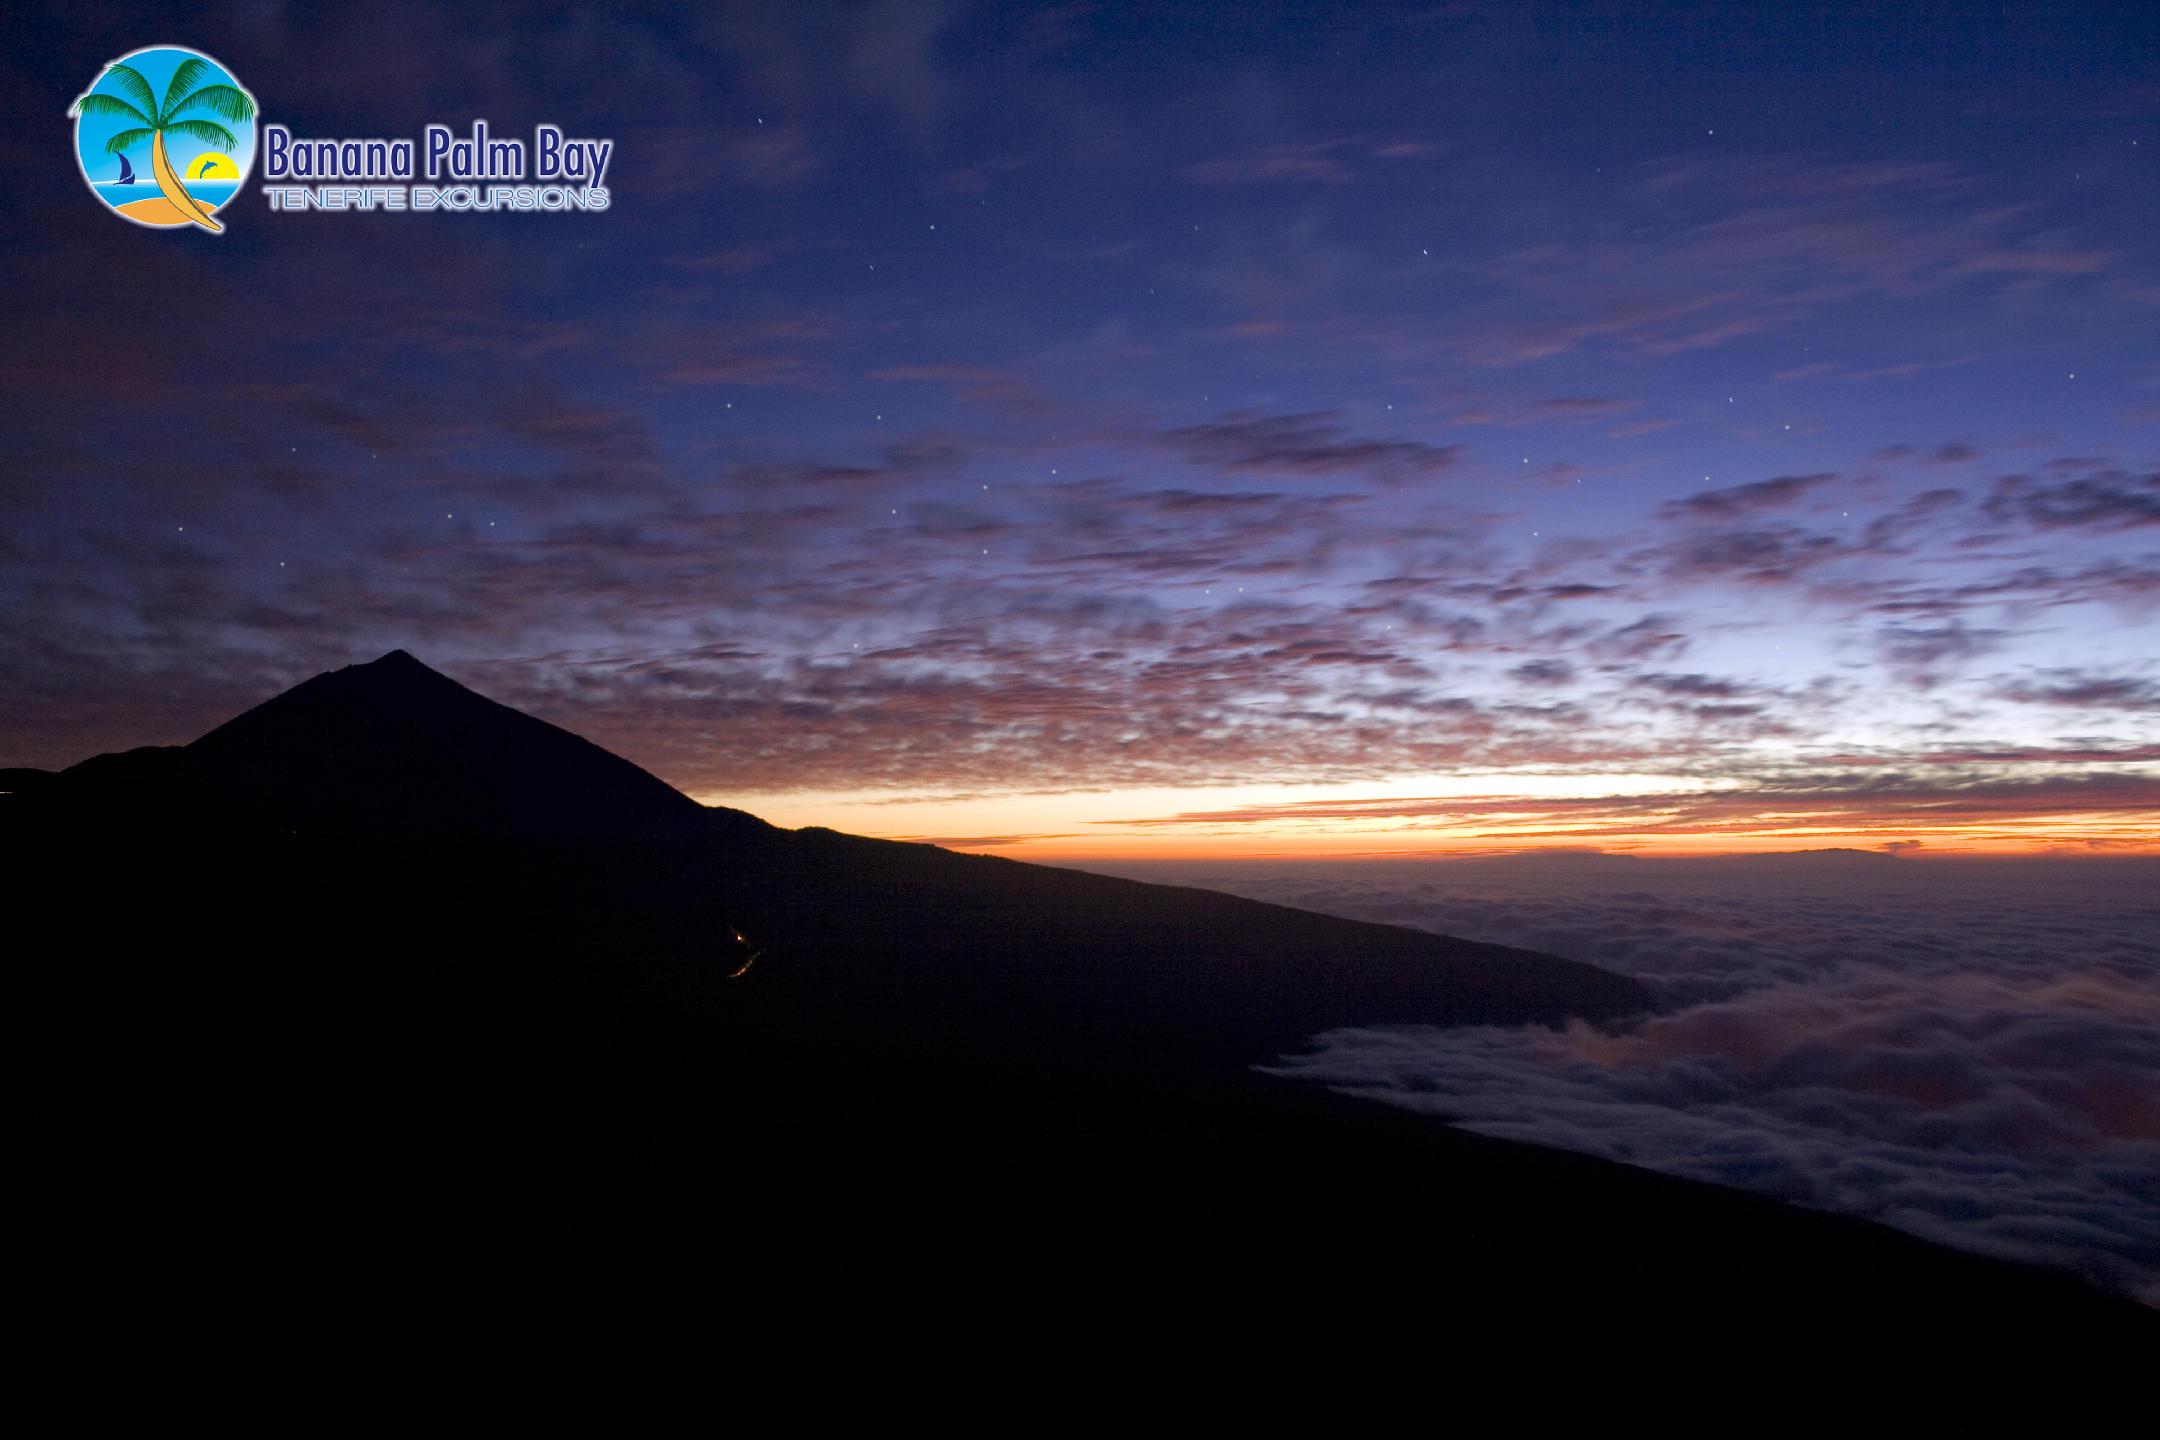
[1096,853,2160,1302]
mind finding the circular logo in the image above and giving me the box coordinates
[69,46,257,233]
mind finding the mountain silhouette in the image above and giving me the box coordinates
[63,649,728,840]
[46,650,1648,1071]
[9,649,2150,1355]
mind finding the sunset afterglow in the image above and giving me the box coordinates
[10,0,2157,1328]
[6,5,2153,864]
[712,765,2160,860]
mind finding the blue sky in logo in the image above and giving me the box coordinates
[73,46,255,206]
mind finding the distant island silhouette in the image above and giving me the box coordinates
[9,650,2150,1352]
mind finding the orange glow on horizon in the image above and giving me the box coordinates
[695,773,2160,862]
[904,827,2160,862]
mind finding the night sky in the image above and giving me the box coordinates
[6,1,2157,857]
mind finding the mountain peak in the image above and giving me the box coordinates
[162,650,711,840]
[331,648,462,689]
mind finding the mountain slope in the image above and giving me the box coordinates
[45,650,1652,1061]
[10,648,2149,1344]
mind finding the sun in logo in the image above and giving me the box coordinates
[68,46,257,233]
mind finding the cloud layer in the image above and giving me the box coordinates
[1103,854,2160,1301]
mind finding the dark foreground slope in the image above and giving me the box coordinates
[10,653,2150,1365]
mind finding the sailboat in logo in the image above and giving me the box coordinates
[114,153,137,186]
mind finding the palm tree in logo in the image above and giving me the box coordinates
[69,57,254,232]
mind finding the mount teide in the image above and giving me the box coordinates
[58,648,729,840]
[9,651,2145,1351]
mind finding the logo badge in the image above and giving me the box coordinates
[70,46,257,233]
